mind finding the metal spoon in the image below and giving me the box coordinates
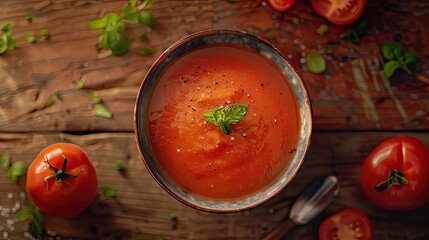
[263,175,340,240]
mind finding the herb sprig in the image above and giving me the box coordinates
[0,22,16,54]
[89,0,156,56]
[381,40,420,78]
[203,104,248,135]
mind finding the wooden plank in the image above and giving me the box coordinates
[0,132,428,239]
[1,0,429,132]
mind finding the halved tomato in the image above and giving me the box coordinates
[319,208,373,240]
[311,0,366,25]
[268,0,295,12]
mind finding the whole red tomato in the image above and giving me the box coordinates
[360,137,429,211]
[319,208,373,240]
[26,143,98,218]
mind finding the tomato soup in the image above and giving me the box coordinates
[147,43,300,200]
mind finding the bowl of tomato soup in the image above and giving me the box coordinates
[134,29,312,212]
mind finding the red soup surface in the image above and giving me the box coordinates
[147,43,301,200]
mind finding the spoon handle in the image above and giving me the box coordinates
[262,218,295,240]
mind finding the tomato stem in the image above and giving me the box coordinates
[44,156,82,191]
[374,169,408,192]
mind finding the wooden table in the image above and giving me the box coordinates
[1,0,428,239]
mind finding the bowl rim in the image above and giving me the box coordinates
[134,28,312,213]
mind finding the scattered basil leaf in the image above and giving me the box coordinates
[383,60,400,79]
[29,220,42,239]
[15,208,33,222]
[121,5,140,23]
[114,160,125,171]
[39,29,50,39]
[45,90,59,108]
[108,31,129,56]
[340,22,368,44]
[1,22,12,35]
[314,84,323,92]
[316,24,328,35]
[138,12,156,28]
[7,161,28,183]
[139,47,154,56]
[25,33,37,43]
[1,152,10,169]
[306,53,326,74]
[381,41,420,78]
[103,186,117,198]
[204,104,248,135]
[139,0,155,9]
[292,17,300,25]
[7,36,16,48]
[89,17,108,30]
[93,104,113,119]
[139,33,147,42]
[169,213,178,221]
[0,39,8,54]
[382,41,402,60]
[32,207,43,223]
[24,13,33,23]
[59,133,66,141]
[267,32,275,40]
[404,51,419,65]
[76,77,85,89]
[90,91,103,103]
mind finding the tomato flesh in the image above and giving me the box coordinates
[360,137,429,211]
[311,0,366,25]
[268,0,295,12]
[26,143,98,218]
[319,208,373,240]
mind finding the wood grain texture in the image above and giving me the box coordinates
[0,0,428,132]
[0,132,428,239]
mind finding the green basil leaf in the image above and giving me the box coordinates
[89,17,108,30]
[33,207,43,222]
[139,33,147,42]
[139,0,155,9]
[220,123,231,135]
[1,22,12,35]
[129,0,137,7]
[98,31,109,49]
[382,41,402,60]
[75,77,85,89]
[105,21,125,33]
[121,5,140,23]
[24,13,33,23]
[404,51,420,65]
[39,29,50,39]
[103,186,117,198]
[7,36,16,48]
[7,161,28,183]
[89,91,103,103]
[0,39,7,54]
[29,220,42,239]
[93,104,113,119]
[25,33,37,44]
[306,53,326,74]
[114,160,125,171]
[139,47,154,56]
[204,104,248,135]
[138,12,156,28]
[383,60,400,78]
[107,31,129,56]
[316,24,328,35]
[223,104,248,124]
[105,13,120,24]
[15,208,33,222]
[1,152,11,169]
